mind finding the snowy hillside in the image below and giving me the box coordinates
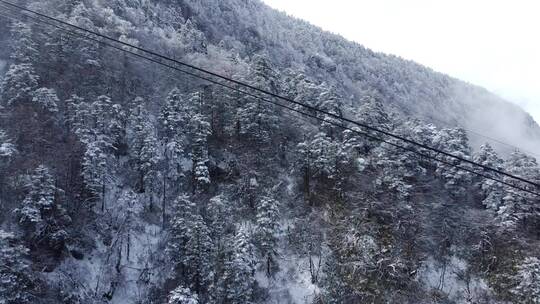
[0,1,539,304]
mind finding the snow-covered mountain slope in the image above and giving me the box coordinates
[0,1,539,304]
[181,0,540,154]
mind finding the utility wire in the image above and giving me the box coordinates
[0,4,539,197]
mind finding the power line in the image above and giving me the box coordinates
[0,3,539,197]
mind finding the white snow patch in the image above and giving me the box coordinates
[111,223,162,304]
[418,256,492,303]
[255,220,320,304]
[256,256,319,304]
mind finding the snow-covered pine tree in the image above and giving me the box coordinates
[256,196,280,275]
[434,127,473,198]
[14,165,69,250]
[167,194,212,295]
[472,143,505,211]
[9,21,38,65]
[372,143,415,200]
[407,119,438,167]
[213,226,257,304]
[128,101,160,194]
[510,257,540,304]
[296,132,347,205]
[160,88,190,195]
[32,87,59,114]
[371,121,425,200]
[189,96,211,193]
[235,54,280,143]
[0,230,37,304]
[66,94,90,138]
[207,195,232,245]
[0,63,39,106]
[183,213,213,295]
[317,83,343,139]
[354,93,392,152]
[160,88,191,141]
[1,20,40,107]
[0,130,16,159]
[498,151,540,230]
[167,195,195,268]
[296,138,314,204]
[81,135,110,209]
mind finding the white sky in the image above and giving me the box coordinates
[262,0,540,123]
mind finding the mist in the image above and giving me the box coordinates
[451,84,540,158]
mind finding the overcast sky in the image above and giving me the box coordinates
[262,0,540,123]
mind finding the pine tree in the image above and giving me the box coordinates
[15,165,56,233]
[207,195,232,243]
[296,132,348,204]
[372,143,416,200]
[81,135,110,206]
[176,18,208,55]
[434,128,473,197]
[1,20,40,107]
[9,21,38,64]
[317,84,343,139]
[510,257,540,304]
[129,102,160,194]
[160,88,191,140]
[160,88,190,191]
[0,130,16,159]
[371,121,425,200]
[472,143,504,211]
[32,87,59,113]
[256,196,280,275]
[14,165,69,250]
[310,133,343,181]
[167,195,194,267]
[0,63,39,106]
[498,151,540,230]
[214,226,257,304]
[189,94,211,193]
[354,93,392,152]
[167,195,212,294]
[0,230,36,304]
[168,286,199,304]
[183,214,213,295]
[235,54,280,143]
[66,95,90,138]
[90,95,126,151]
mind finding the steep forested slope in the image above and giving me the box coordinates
[0,1,539,304]
[179,0,540,154]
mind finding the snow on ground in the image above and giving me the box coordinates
[256,255,319,304]
[255,219,320,304]
[46,183,165,304]
[418,255,492,303]
[111,223,162,304]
